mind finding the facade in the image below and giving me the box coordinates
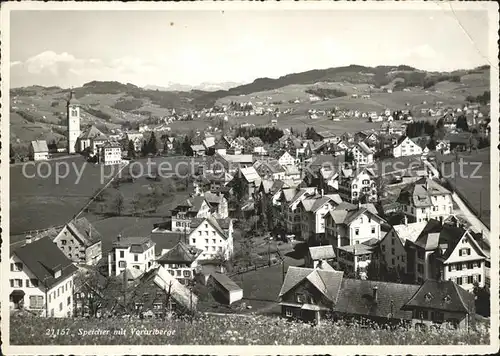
[337,167,377,203]
[171,196,211,232]
[9,237,78,317]
[278,267,344,324]
[187,217,234,260]
[350,142,374,165]
[253,159,286,181]
[98,141,122,165]
[393,136,424,158]
[397,178,453,223]
[126,132,144,152]
[401,279,476,329]
[337,243,375,279]
[325,207,385,248]
[298,193,342,242]
[376,227,408,273]
[53,217,103,266]
[29,140,49,161]
[278,151,296,167]
[107,236,156,277]
[208,273,243,305]
[203,192,229,218]
[156,241,203,285]
[67,91,81,154]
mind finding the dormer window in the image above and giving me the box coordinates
[424,292,433,302]
[54,270,62,279]
[443,295,451,303]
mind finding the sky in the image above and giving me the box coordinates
[9,9,491,89]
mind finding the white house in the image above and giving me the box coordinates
[278,151,296,167]
[376,220,428,273]
[171,196,211,232]
[397,178,453,223]
[336,243,375,279]
[53,217,103,266]
[98,141,122,165]
[125,132,144,152]
[393,136,424,158]
[298,192,343,242]
[187,217,234,260]
[107,235,156,277]
[406,219,487,291]
[78,125,106,153]
[9,237,78,317]
[436,140,451,155]
[29,140,49,161]
[350,142,374,165]
[156,241,203,285]
[337,167,377,203]
[325,206,386,248]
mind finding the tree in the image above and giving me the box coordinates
[182,136,193,156]
[141,140,148,157]
[108,191,125,216]
[473,283,490,317]
[127,140,136,158]
[73,267,123,318]
[456,115,469,132]
[344,150,354,164]
[148,132,158,155]
[427,137,437,151]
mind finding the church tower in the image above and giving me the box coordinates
[67,90,81,154]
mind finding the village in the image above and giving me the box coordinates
[8,84,492,336]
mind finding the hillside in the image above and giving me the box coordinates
[9,64,490,146]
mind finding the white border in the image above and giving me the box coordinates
[1,1,499,355]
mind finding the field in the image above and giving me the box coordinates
[435,148,492,229]
[10,314,489,345]
[9,156,119,234]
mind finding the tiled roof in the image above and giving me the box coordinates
[401,279,474,314]
[240,167,261,184]
[12,237,78,289]
[210,273,242,292]
[190,217,229,240]
[150,232,183,256]
[65,217,102,247]
[278,266,344,304]
[309,245,335,260]
[191,144,205,151]
[137,267,198,312]
[392,222,428,244]
[335,279,420,320]
[79,125,106,140]
[112,236,155,253]
[175,196,208,214]
[30,140,48,153]
[157,241,203,264]
[338,244,374,255]
[357,141,372,155]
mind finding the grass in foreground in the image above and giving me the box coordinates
[10,314,489,345]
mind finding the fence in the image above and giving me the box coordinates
[227,259,283,278]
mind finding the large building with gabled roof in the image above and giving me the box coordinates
[9,237,78,317]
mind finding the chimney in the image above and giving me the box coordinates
[26,235,32,244]
[320,188,324,197]
[372,286,378,302]
[117,234,122,242]
[404,215,408,226]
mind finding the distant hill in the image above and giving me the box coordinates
[144,81,243,92]
[9,64,489,146]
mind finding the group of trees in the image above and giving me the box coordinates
[305,88,347,99]
[234,127,284,144]
[305,127,318,140]
[466,90,490,105]
[229,101,253,112]
[405,121,437,138]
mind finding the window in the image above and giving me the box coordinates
[296,293,305,303]
[456,277,463,285]
[59,302,63,311]
[467,276,474,284]
[417,264,424,274]
[26,279,31,288]
[51,309,54,317]
[371,227,376,234]
[392,258,395,266]
[13,279,22,288]
[391,238,395,245]
[11,262,23,271]
[29,296,44,309]
[474,261,481,268]
[443,295,451,303]
[168,270,174,276]
[67,296,71,306]
[402,256,405,262]
[119,251,125,258]
[285,308,293,317]
[134,254,138,262]
[355,228,359,236]
[205,239,209,244]
[192,238,196,244]
[199,231,202,236]
[456,264,462,271]
[382,245,386,252]
[391,248,395,255]
[467,262,474,270]
[183,270,191,277]
[118,261,126,268]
